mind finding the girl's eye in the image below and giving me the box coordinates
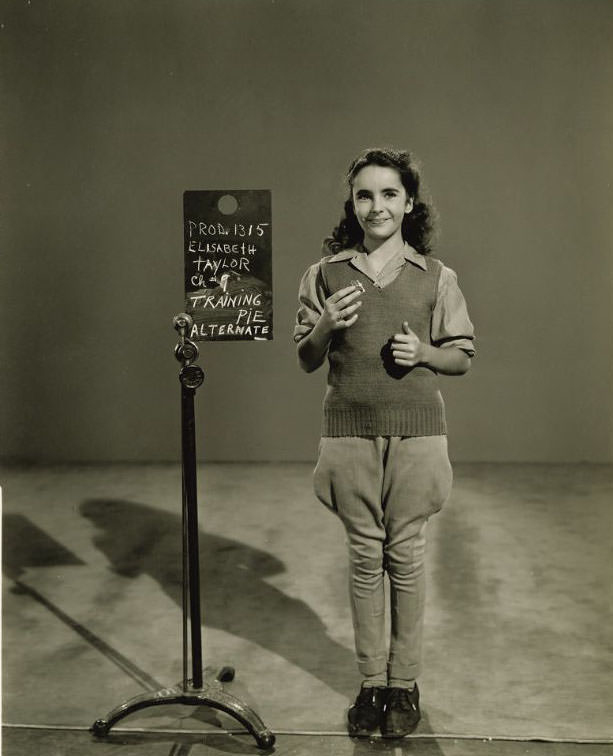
[384,192,398,198]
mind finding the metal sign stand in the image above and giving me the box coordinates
[91,313,275,750]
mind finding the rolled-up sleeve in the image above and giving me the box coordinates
[431,266,475,357]
[294,262,326,343]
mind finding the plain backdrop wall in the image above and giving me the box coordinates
[2,0,612,463]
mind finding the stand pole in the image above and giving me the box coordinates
[91,313,275,750]
[181,379,203,688]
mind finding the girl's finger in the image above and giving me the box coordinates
[392,339,418,351]
[339,301,362,318]
[342,313,359,328]
[336,288,362,307]
[394,357,415,366]
[330,285,358,303]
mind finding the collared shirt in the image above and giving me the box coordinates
[294,243,475,356]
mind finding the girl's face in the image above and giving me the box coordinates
[351,165,413,247]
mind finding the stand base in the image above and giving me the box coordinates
[91,667,275,750]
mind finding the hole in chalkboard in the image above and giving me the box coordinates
[217,194,239,215]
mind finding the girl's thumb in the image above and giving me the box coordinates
[402,321,412,334]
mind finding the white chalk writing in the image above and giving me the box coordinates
[187,221,269,238]
[187,241,257,256]
[189,292,262,309]
[184,189,272,341]
[190,256,251,285]
[190,323,271,338]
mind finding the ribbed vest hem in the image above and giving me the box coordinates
[322,405,447,437]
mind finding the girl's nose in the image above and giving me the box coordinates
[372,195,383,212]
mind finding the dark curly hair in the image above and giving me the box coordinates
[324,148,437,256]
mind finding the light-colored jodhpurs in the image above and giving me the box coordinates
[313,435,453,681]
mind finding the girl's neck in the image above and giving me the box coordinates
[362,233,405,263]
[360,235,405,278]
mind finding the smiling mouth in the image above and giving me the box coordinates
[367,218,389,224]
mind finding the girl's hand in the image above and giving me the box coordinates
[391,322,426,367]
[320,285,362,332]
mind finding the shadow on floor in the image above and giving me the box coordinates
[2,512,167,692]
[79,498,356,700]
[2,513,85,580]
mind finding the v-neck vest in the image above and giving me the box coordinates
[320,254,446,437]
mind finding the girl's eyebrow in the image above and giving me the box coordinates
[355,187,400,195]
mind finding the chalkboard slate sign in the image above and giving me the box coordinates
[183,190,272,341]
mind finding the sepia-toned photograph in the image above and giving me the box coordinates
[2,1,612,755]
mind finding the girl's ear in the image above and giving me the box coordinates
[405,197,414,214]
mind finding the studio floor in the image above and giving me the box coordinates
[2,462,613,756]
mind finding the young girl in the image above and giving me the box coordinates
[294,148,475,738]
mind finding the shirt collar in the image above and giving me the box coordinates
[400,243,428,270]
[326,242,427,271]
[325,248,355,262]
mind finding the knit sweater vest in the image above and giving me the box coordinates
[320,254,446,437]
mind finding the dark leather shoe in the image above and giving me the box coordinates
[347,686,388,736]
[381,685,420,737]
